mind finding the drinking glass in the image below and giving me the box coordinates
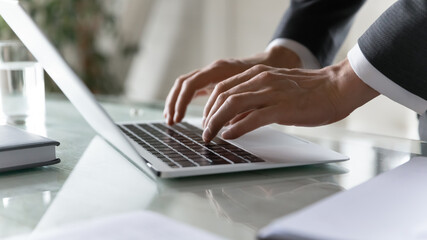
[0,41,45,125]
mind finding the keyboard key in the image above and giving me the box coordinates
[221,153,248,163]
[175,160,197,167]
[196,160,212,166]
[210,158,232,165]
[166,162,180,168]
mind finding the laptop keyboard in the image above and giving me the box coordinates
[118,122,264,168]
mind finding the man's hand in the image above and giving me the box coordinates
[163,46,302,125]
[202,58,379,142]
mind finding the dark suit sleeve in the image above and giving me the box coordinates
[272,0,365,67]
[358,0,427,102]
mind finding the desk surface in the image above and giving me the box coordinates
[1,95,426,239]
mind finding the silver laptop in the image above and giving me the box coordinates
[0,0,348,178]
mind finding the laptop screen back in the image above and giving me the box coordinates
[0,0,154,178]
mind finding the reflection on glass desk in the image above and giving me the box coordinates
[0,95,426,239]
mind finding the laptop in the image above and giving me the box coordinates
[0,0,348,178]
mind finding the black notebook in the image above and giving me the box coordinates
[0,125,60,172]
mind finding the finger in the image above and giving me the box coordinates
[203,64,271,127]
[172,71,216,123]
[194,89,211,98]
[203,78,247,124]
[204,70,278,128]
[173,63,240,124]
[221,106,277,139]
[203,91,271,142]
[164,70,198,117]
[221,111,251,128]
[229,111,252,125]
[164,70,199,125]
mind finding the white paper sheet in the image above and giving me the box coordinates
[258,156,427,240]
[11,211,225,240]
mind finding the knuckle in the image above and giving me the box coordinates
[225,95,238,105]
[257,71,274,83]
[263,71,274,78]
[217,92,228,102]
[175,75,186,85]
[212,59,228,68]
[181,79,192,90]
[252,64,268,72]
[214,81,226,92]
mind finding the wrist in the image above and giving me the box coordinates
[330,58,379,119]
[264,45,302,69]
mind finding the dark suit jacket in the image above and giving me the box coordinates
[272,0,427,102]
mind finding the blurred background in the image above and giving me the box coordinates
[0,0,419,139]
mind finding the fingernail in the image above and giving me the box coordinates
[203,127,211,142]
[222,130,232,139]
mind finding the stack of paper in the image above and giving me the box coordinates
[258,156,427,240]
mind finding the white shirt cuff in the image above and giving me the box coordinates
[266,38,321,69]
[348,44,427,115]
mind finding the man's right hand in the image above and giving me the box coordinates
[163,45,302,125]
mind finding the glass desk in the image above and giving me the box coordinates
[0,95,425,239]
